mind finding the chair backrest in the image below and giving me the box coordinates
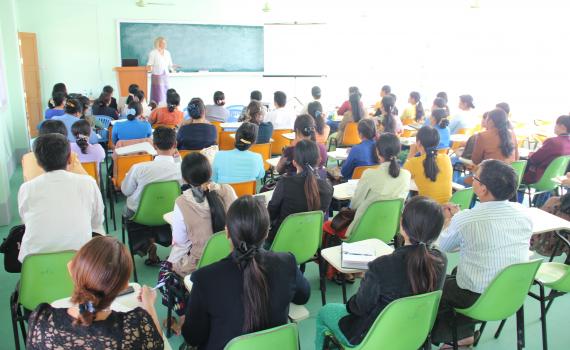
[94,115,113,128]
[82,162,99,186]
[511,160,527,188]
[130,181,181,226]
[178,149,200,159]
[211,121,223,140]
[226,105,245,123]
[250,143,272,171]
[358,291,442,349]
[450,188,474,211]
[437,148,450,155]
[224,323,299,350]
[219,131,236,151]
[114,154,153,188]
[532,156,570,192]
[349,199,404,243]
[341,122,361,146]
[229,181,257,197]
[270,211,323,264]
[456,259,542,321]
[107,125,115,149]
[271,129,293,156]
[197,231,231,269]
[19,251,76,310]
[542,262,570,293]
[152,123,177,129]
[352,165,379,180]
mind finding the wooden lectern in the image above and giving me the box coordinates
[113,66,148,96]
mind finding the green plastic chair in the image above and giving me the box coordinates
[524,156,570,206]
[450,188,474,211]
[270,211,324,264]
[450,259,542,350]
[325,290,442,350]
[511,160,527,188]
[346,199,404,244]
[11,251,76,350]
[224,323,299,350]
[197,231,231,269]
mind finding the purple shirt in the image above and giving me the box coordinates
[70,142,106,165]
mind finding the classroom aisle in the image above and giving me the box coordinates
[1,167,570,350]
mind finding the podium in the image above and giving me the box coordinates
[113,66,148,96]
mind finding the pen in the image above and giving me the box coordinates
[153,282,165,290]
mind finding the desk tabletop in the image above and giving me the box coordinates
[220,122,242,129]
[527,207,570,234]
[266,157,280,167]
[333,180,359,200]
[282,132,296,140]
[327,148,349,161]
[321,239,394,273]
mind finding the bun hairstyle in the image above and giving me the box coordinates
[416,126,441,182]
[235,122,258,151]
[213,91,225,106]
[294,114,316,142]
[126,101,143,121]
[246,100,265,125]
[487,108,514,158]
[65,98,83,115]
[460,94,475,109]
[226,196,271,332]
[71,119,92,154]
[293,140,321,211]
[401,196,445,294]
[187,97,206,120]
[166,91,181,112]
[376,133,402,178]
[307,101,325,135]
[96,92,111,108]
[433,97,450,114]
[410,91,425,122]
[431,108,450,129]
[349,92,364,122]
[436,91,448,103]
[69,236,132,326]
[381,95,398,134]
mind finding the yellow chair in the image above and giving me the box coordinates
[250,143,272,172]
[82,162,100,187]
[219,131,236,151]
[271,129,293,156]
[352,165,379,179]
[211,121,223,142]
[229,181,257,197]
[438,148,450,155]
[107,125,114,150]
[340,122,361,146]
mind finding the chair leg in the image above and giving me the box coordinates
[318,252,327,306]
[166,287,173,338]
[121,217,126,244]
[340,274,347,304]
[494,319,507,339]
[516,306,525,350]
[539,285,548,350]
[544,292,557,316]
[474,322,486,346]
[548,239,561,263]
[10,293,20,350]
[451,312,459,350]
[126,226,138,282]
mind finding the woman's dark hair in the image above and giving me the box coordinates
[294,114,316,142]
[416,126,440,182]
[460,94,475,109]
[135,89,145,102]
[64,98,83,115]
[432,108,450,129]
[358,119,376,140]
[556,115,570,134]
[410,91,425,122]
[401,196,445,294]
[52,91,66,107]
[126,84,140,105]
[246,101,264,125]
[376,133,401,178]
[488,108,514,158]
[213,91,225,106]
[293,140,321,211]
[496,102,510,115]
[348,86,360,96]
[181,153,227,233]
[307,101,325,135]
[381,95,398,134]
[52,83,67,96]
[349,92,363,122]
[478,159,518,200]
[226,196,271,332]
[187,97,206,120]
[126,101,143,121]
[433,97,449,114]
[96,92,111,108]
[71,119,92,154]
[436,92,448,103]
[167,91,181,112]
[235,122,258,151]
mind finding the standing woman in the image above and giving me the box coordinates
[147,37,177,105]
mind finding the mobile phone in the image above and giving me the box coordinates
[117,286,135,297]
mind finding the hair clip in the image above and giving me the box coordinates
[78,301,95,314]
[126,108,136,116]
[239,138,251,145]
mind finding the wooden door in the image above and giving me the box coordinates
[18,32,42,138]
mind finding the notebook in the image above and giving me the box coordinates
[341,241,376,270]
[114,143,157,156]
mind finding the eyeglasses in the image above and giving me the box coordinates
[472,175,485,186]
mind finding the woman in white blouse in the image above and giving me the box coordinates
[147,37,177,105]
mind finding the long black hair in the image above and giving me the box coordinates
[307,101,325,135]
[381,95,398,134]
[226,196,270,332]
[181,153,226,233]
[167,91,180,112]
[416,126,440,182]
[431,108,450,129]
[293,140,321,211]
[401,196,445,294]
[126,101,142,121]
[376,133,401,178]
[294,114,316,142]
[410,91,424,122]
[349,92,364,122]
[488,108,514,158]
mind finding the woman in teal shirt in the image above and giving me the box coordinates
[430,108,451,150]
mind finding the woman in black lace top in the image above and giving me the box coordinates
[26,236,164,350]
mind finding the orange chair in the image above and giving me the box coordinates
[438,148,450,155]
[352,165,379,179]
[82,162,100,187]
[340,122,361,146]
[228,181,257,197]
[178,149,201,159]
[107,125,114,150]
[152,123,177,129]
[219,131,236,151]
[250,143,272,172]
[211,121,223,137]
[271,129,293,156]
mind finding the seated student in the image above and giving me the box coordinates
[523,115,570,184]
[27,236,163,350]
[433,160,532,347]
[212,122,265,184]
[177,98,218,150]
[341,119,379,179]
[182,196,310,349]
[148,90,183,127]
[276,114,328,177]
[378,94,403,135]
[91,92,119,120]
[337,91,366,143]
[264,91,296,130]
[205,91,230,122]
[23,120,87,182]
[530,192,570,257]
[47,82,67,109]
[239,90,268,120]
[52,98,99,144]
[44,91,66,120]
[239,100,274,144]
[299,85,323,115]
[316,196,447,349]
[430,108,451,150]
[449,94,476,134]
[268,140,334,243]
[337,86,364,117]
[433,96,450,116]
[120,90,151,119]
[121,127,182,263]
[307,101,331,144]
[159,153,237,334]
[103,85,118,111]
[70,119,106,166]
[112,102,153,144]
[404,126,453,204]
[400,91,425,125]
[372,85,391,116]
[471,108,518,165]
[18,133,104,262]
[118,83,139,112]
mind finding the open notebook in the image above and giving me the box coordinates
[341,241,393,270]
[114,143,157,156]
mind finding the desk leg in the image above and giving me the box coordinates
[516,306,525,350]
[341,274,347,303]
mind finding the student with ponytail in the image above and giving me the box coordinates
[177,97,218,150]
[182,196,310,349]
[449,94,476,134]
[268,140,333,243]
[70,119,105,166]
[27,236,164,349]
[378,94,403,135]
[315,196,447,349]
[401,91,425,125]
[404,126,453,203]
[340,119,379,179]
[53,98,99,144]
[471,108,518,165]
[111,101,152,144]
[241,100,274,144]
[148,89,183,127]
[44,91,66,119]
[337,91,366,143]
[430,108,451,150]
[205,90,230,122]
[308,101,331,144]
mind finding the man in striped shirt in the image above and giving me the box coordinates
[432,159,533,347]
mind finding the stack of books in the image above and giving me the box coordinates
[341,241,376,270]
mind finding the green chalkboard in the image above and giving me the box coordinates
[119,22,264,72]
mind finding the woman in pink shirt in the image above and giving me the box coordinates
[70,119,106,166]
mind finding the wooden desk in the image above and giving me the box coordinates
[327,148,349,161]
[282,132,296,141]
[266,157,280,168]
[334,180,423,200]
[220,122,242,129]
